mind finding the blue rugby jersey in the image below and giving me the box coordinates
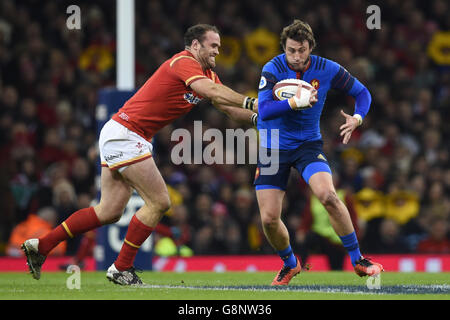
[257,53,370,149]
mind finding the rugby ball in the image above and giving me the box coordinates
[273,79,314,101]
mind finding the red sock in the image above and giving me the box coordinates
[38,207,101,256]
[114,215,154,271]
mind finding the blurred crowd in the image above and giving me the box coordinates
[0,0,449,263]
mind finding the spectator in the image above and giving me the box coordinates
[170,204,192,249]
[191,193,213,230]
[52,179,78,222]
[367,219,410,253]
[425,181,450,221]
[417,217,450,254]
[9,157,40,222]
[7,206,66,257]
[354,187,385,222]
[192,201,242,255]
[70,157,95,196]
[385,189,420,225]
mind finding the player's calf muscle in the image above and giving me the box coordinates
[319,193,348,220]
[327,204,355,236]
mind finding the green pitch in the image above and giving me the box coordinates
[0,271,448,300]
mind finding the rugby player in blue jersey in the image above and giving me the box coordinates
[255,20,383,285]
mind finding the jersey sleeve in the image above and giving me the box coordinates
[211,71,222,84]
[329,60,364,97]
[257,62,293,121]
[170,56,208,86]
[328,59,371,119]
[258,63,279,102]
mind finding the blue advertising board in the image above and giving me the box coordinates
[94,88,153,270]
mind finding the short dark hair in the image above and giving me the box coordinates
[184,24,220,48]
[280,19,316,51]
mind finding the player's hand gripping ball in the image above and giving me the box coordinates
[273,79,317,110]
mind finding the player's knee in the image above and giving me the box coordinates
[317,190,340,209]
[160,198,171,214]
[153,194,171,215]
[261,213,279,230]
[94,203,124,225]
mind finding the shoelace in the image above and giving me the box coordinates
[128,266,143,273]
[126,267,143,283]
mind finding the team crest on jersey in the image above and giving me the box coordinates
[310,79,320,90]
[136,142,144,152]
[259,76,267,89]
[184,92,202,105]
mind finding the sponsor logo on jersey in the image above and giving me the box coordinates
[118,112,129,121]
[184,92,202,105]
[280,92,295,99]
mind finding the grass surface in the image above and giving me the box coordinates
[0,271,449,300]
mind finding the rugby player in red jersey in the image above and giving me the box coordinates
[21,24,258,285]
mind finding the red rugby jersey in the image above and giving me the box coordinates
[112,50,221,141]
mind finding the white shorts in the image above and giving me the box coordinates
[99,119,153,172]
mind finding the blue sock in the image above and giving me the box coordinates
[339,231,362,267]
[277,245,297,268]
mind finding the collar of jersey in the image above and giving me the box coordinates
[285,55,311,76]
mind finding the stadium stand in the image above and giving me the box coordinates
[0,0,448,262]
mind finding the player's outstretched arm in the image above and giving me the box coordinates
[212,102,258,126]
[190,78,257,112]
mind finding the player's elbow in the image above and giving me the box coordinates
[358,86,371,101]
[206,85,221,102]
[355,87,372,117]
[191,79,220,101]
[199,82,221,101]
[258,101,276,121]
[364,87,372,105]
[258,101,268,120]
